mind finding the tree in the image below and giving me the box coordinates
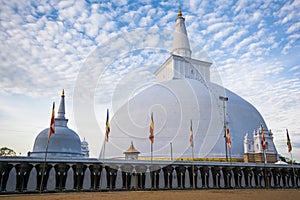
[0,147,17,156]
[279,154,298,164]
[279,155,287,162]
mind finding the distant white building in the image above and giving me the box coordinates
[244,127,278,163]
[123,142,140,160]
[81,138,90,158]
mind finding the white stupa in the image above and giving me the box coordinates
[30,90,89,158]
[101,10,278,161]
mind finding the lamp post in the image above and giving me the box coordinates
[170,142,173,161]
[219,96,229,162]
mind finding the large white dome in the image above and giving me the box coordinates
[103,78,267,160]
[100,11,268,160]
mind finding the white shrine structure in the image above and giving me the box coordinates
[244,128,277,163]
[29,90,89,158]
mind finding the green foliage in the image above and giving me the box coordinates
[279,154,298,164]
[0,147,17,156]
[279,155,287,162]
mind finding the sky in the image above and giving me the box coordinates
[0,0,300,161]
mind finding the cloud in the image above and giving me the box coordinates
[232,0,248,14]
[280,12,296,24]
[289,65,300,72]
[222,29,248,47]
[252,11,262,22]
[212,26,236,41]
[286,22,300,34]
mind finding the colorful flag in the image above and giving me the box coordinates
[226,124,231,149]
[286,129,292,152]
[149,112,154,144]
[190,120,194,148]
[105,109,110,142]
[260,124,266,150]
[48,102,55,138]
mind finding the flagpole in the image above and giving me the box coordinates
[219,96,229,162]
[226,124,232,164]
[192,145,195,189]
[263,131,270,189]
[263,149,269,188]
[99,140,106,192]
[286,129,295,185]
[39,138,50,193]
[263,149,266,188]
[150,142,153,190]
[189,119,195,189]
[263,149,267,164]
[260,124,269,188]
[150,112,154,164]
[229,147,232,164]
[39,102,55,193]
[290,152,295,185]
[101,108,110,191]
[103,108,109,162]
[151,143,153,163]
[103,141,106,161]
[102,136,107,190]
[170,142,173,161]
[149,112,154,189]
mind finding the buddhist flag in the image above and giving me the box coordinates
[190,120,194,148]
[105,109,110,142]
[286,129,292,152]
[260,124,266,150]
[226,124,231,149]
[149,112,154,144]
[48,102,55,138]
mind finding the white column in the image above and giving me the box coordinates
[47,166,55,191]
[65,166,73,190]
[145,166,151,189]
[82,166,91,190]
[208,167,213,188]
[230,169,235,188]
[100,166,107,189]
[130,166,136,189]
[115,165,123,189]
[196,167,202,188]
[251,170,256,187]
[6,166,16,192]
[241,169,245,188]
[172,168,178,188]
[219,167,225,188]
[27,166,37,191]
[184,167,190,188]
[159,168,165,189]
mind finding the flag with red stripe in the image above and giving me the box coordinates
[189,120,194,148]
[286,129,292,152]
[48,102,55,138]
[260,124,266,150]
[149,112,154,144]
[105,109,110,142]
[226,124,231,149]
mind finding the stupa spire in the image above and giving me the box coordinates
[171,9,192,58]
[54,89,68,127]
[57,89,66,119]
[178,8,182,18]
